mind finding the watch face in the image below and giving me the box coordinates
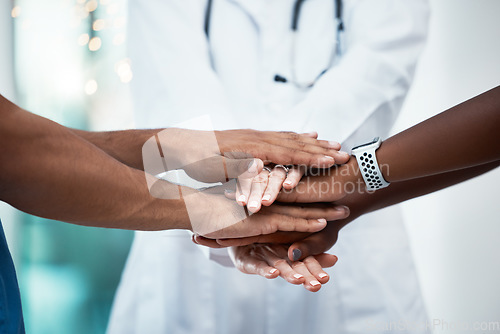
[352,137,380,151]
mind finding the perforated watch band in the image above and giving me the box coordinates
[351,137,390,191]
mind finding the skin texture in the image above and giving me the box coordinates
[208,86,500,289]
[73,128,347,181]
[228,244,338,292]
[0,94,345,236]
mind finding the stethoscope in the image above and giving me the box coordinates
[204,0,344,89]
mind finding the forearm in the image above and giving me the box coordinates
[340,160,500,219]
[377,86,500,183]
[0,96,189,230]
[72,128,160,171]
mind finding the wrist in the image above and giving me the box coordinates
[334,157,373,219]
[155,127,185,170]
[351,137,390,190]
[336,157,365,194]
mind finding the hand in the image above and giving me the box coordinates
[286,221,345,261]
[206,219,347,262]
[222,164,306,212]
[182,185,331,239]
[215,130,349,167]
[229,244,338,292]
[229,154,350,213]
[191,202,350,245]
[233,164,308,213]
[143,128,348,183]
[276,161,362,204]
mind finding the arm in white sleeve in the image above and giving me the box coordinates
[294,0,430,149]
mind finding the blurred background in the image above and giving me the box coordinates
[0,0,134,333]
[0,0,499,333]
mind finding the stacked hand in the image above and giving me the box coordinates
[182,132,356,292]
[143,127,354,291]
[146,129,348,183]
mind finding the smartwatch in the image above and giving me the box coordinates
[351,137,390,191]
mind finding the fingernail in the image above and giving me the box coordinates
[324,156,335,161]
[292,249,302,261]
[248,201,259,209]
[328,141,340,148]
[335,206,349,215]
[247,160,258,173]
[224,189,234,194]
[293,273,303,280]
[307,131,317,136]
[283,180,292,186]
[262,194,271,201]
[310,280,321,287]
[270,268,278,274]
[340,151,349,156]
[318,273,328,279]
[237,195,246,203]
[317,218,327,224]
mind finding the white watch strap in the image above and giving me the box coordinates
[353,146,390,191]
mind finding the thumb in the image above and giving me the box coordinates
[224,157,263,179]
[288,228,339,261]
[182,157,262,183]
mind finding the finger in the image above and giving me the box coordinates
[216,231,309,247]
[256,145,337,168]
[287,224,341,261]
[193,234,227,248]
[303,255,334,284]
[182,156,264,183]
[280,140,349,163]
[290,260,323,292]
[261,167,287,206]
[332,149,350,165]
[272,134,347,162]
[280,131,340,148]
[223,157,263,180]
[182,156,227,183]
[231,159,264,206]
[266,215,327,234]
[235,175,252,206]
[301,131,318,139]
[263,203,350,221]
[205,213,327,239]
[297,134,339,152]
[282,165,306,190]
[246,170,270,213]
[293,134,342,155]
[224,189,236,200]
[259,247,305,285]
[277,175,347,203]
[314,253,339,268]
[235,252,280,279]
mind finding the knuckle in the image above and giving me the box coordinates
[273,259,288,267]
[252,174,269,184]
[280,131,294,136]
[259,218,277,235]
[269,172,286,181]
[302,256,317,265]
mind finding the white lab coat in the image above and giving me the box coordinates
[108,0,431,333]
